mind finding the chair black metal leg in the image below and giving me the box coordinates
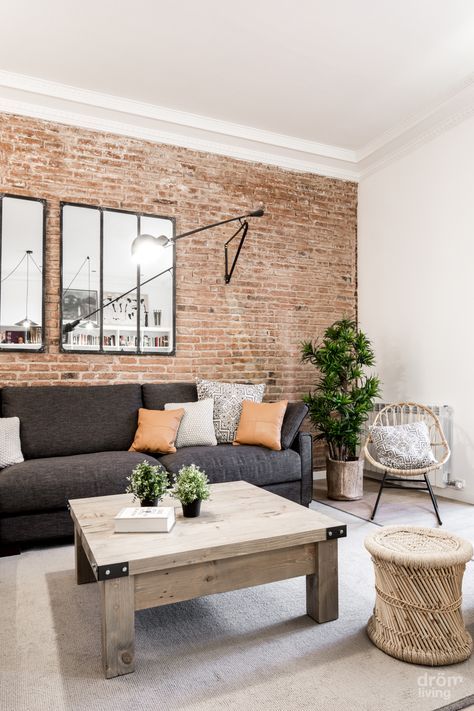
[370,473,386,520]
[424,473,442,526]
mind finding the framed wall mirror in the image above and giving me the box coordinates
[60,203,175,355]
[0,194,46,352]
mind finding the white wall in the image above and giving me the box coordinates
[358,114,474,503]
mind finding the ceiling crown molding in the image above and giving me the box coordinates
[0,70,358,181]
[0,70,474,182]
[357,75,474,178]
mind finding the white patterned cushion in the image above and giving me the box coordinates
[164,398,217,448]
[370,421,437,470]
[0,417,24,468]
[196,379,266,443]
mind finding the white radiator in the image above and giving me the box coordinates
[361,403,453,488]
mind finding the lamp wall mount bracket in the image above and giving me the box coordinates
[224,220,248,284]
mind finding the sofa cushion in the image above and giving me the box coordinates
[0,417,24,468]
[164,399,217,447]
[234,400,288,451]
[280,402,309,449]
[1,385,143,459]
[159,443,301,487]
[196,379,265,443]
[142,382,197,410]
[129,407,185,454]
[0,451,158,515]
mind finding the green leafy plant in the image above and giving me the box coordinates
[126,460,170,503]
[301,319,381,462]
[171,464,211,505]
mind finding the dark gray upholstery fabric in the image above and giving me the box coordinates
[1,385,143,459]
[0,509,74,544]
[159,443,301,487]
[263,481,303,505]
[0,382,312,544]
[0,451,158,514]
[142,382,197,410]
[280,402,309,449]
[291,432,313,506]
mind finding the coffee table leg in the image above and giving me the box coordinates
[74,527,96,585]
[100,577,135,678]
[306,539,338,623]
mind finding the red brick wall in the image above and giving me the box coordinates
[0,112,357,427]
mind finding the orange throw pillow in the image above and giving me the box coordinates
[129,408,184,454]
[233,400,288,451]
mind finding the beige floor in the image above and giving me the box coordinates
[313,476,474,540]
[2,502,473,711]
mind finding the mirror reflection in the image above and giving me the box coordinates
[61,204,175,354]
[0,195,45,351]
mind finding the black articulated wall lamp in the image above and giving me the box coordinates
[63,206,265,336]
[131,207,264,283]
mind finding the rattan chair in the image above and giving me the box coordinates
[363,403,450,525]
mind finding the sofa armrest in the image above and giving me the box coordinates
[291,431,313,506]
[281,402,308,449]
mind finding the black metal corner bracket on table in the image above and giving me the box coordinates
[326,525,347,540]
[95,561,130,581]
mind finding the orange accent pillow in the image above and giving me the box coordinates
[129,407,184,454]
[233,400,288,451]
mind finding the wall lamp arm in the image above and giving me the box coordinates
[173,208,263,242]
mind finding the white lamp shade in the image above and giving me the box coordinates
[131,233,171,263]
[15,318,39,329]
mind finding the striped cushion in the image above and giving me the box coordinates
[0,417,24,469]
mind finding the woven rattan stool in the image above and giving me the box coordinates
[365,526,472,666]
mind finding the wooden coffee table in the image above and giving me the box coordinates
[69,481,347,678]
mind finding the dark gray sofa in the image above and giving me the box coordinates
[0,383,312,545]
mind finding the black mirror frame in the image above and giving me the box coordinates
[0,192,46,354]
[59,201,176,356]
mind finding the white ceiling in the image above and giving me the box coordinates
[0,0,474,178]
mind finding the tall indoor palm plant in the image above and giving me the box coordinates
[301,319,380,500]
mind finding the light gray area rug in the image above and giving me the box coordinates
[436,696,474,711]
[313,478,474,538]
[1,504,473,711]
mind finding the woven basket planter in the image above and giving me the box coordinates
[365,526,473,666]
[326,457,363,501]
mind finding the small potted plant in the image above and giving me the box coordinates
[171,464,211,518]
[126,460,170,507]
[301,319,380,500]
